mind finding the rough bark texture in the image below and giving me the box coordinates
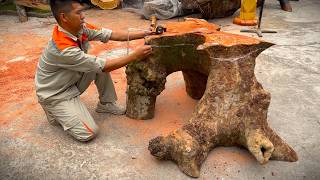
[14,0,50,22]
[15,4,28,22]
[180,0,241,19]
[125,18,298,177]
[15,0,50,10]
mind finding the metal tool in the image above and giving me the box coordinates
[150,15,167,35]
[240,0,277,37]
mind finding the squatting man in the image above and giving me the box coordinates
[35,0,152,141]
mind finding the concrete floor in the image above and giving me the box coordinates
[0,0,319,179]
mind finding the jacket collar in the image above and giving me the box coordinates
[57,25,84,41]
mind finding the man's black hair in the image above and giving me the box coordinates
[49,0,82,23]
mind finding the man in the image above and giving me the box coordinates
[35,0,152,141]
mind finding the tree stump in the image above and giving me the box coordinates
[125,18,298,177]
[15,4,28,22]
[15,0,49,10]
[180,0,241,19]
[14,0,50,22]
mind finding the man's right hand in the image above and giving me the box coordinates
[131,45,152,61]
[103,45,152,72]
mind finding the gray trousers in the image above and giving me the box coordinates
[41,72,117,141]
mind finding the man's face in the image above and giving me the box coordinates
[63,2,85,35]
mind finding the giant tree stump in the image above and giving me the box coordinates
[125,18,298,177]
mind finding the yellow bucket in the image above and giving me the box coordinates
[233,0,257,26]
[240,0,257,20]
[91,0,120,10]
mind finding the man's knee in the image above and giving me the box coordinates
[67,122,99,142]
[76,132,97,142]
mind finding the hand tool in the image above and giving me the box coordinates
[150,15,166,35]
[240,0,277,37]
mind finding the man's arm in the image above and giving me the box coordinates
[110,30,152,41]
[103,45,152,72]
[83,23,152,42]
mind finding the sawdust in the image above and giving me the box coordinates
[0,32,48,111]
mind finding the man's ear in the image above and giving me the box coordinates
[59,12,69,23]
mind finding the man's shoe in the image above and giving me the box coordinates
[96,102,126,115]
[280,1,293,12]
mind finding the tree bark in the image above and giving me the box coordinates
[14,0,49,22]
[125,18,298,177]
[15,4,28,22]
[180,0,241,19]
[15,0,50,10]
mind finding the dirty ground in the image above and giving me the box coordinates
[0,0,319,179]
